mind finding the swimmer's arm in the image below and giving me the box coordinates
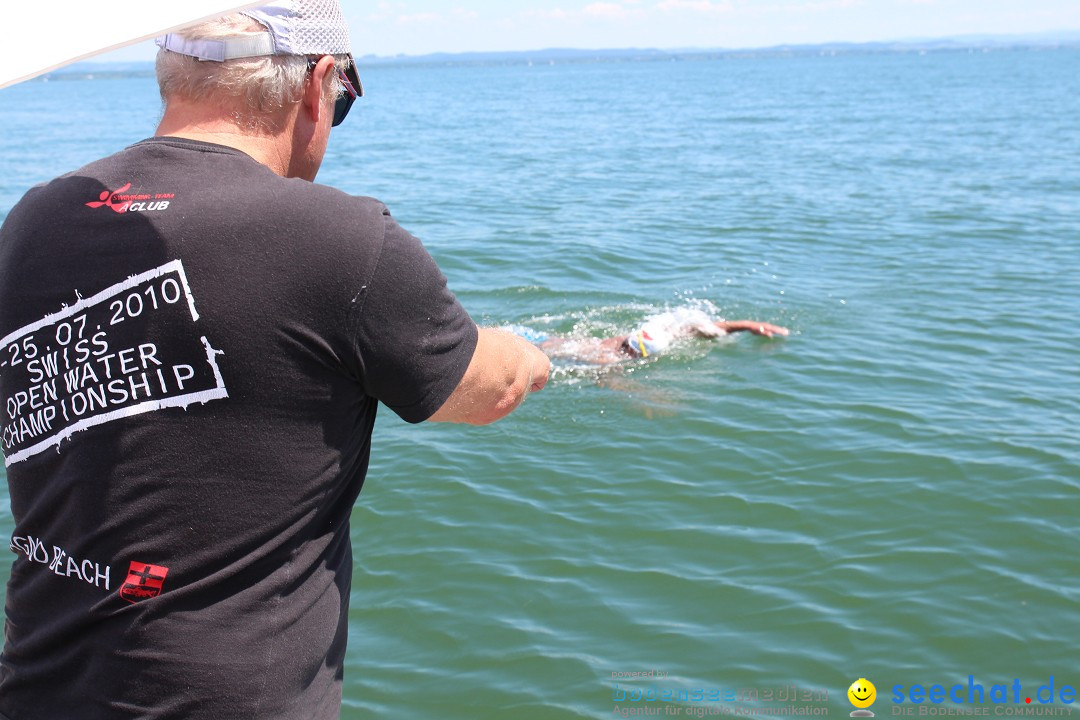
[429,327,551,425]
[709,320,790,338]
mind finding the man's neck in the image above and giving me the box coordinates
[155,101,299,178]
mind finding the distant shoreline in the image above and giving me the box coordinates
[40,32,1080,80]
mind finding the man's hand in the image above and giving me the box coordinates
[429,328,550,425]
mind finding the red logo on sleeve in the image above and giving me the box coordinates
[86,183,133,213]
[119,561,169,603]
[86,183,175,214]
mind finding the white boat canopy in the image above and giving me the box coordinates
[0,2,263,90]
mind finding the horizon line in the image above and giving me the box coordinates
[69,27,1080,67]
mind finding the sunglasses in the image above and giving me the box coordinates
[308,55,363,127]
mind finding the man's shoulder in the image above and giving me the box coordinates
[248,176,395,257]
[275,175,390,222]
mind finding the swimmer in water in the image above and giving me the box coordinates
[506,308,789,365]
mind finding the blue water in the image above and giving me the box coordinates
[2,49,1079,718]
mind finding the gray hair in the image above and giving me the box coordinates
[156,13,349,131]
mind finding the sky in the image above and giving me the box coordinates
[97,0,1080,62]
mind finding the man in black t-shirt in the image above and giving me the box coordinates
[0,2,549,718]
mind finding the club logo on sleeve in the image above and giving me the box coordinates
[85,183,175,214]
[119,561,169,603]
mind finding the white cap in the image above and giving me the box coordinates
[156,0,351,61]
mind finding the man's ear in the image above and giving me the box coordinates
[303,55,335,125]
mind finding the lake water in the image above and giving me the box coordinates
[1,48,1079,718]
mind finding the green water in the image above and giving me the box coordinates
[2,49,1079,717]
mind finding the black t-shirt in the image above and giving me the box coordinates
[0,137,477,719]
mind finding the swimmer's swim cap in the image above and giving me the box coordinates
[624,329,664,357]
[623,310,704,357]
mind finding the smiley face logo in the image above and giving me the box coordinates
[848,678,877,713]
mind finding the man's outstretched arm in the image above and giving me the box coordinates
[712,320,790,338]
[429,327,550,425]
